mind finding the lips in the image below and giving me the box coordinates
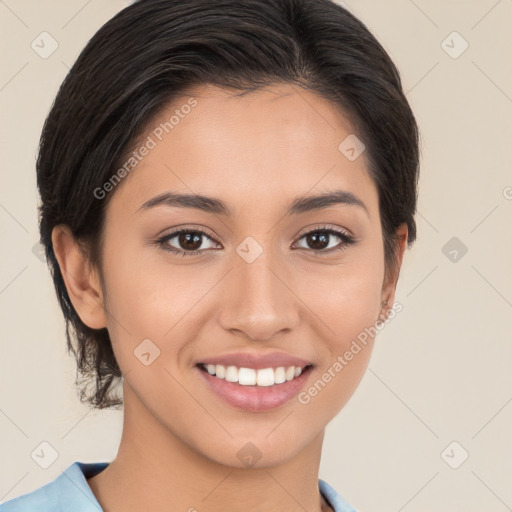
[197,351,312,370]
[194,351,315,412]
[196,363,314,412]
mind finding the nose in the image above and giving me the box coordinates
[217,246,301,341]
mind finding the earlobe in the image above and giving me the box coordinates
[51,225,107,330]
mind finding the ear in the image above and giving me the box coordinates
[379,223,408,319]
[51,225,107,329]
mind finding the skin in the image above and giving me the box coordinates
[52,83,407,512]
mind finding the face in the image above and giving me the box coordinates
[72,83,403,467]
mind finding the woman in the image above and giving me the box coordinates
[0,0,419,510]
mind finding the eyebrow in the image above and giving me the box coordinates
[138,189,369,217]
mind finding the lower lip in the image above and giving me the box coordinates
[196,365,313,412]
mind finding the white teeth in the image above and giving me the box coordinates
[238,367,256,385]
[215,364,225,378]
[274,367,286,384]
[256,368,274,387]
[225,365,238,383]
[201,364,308,386]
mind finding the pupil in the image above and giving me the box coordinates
[308,232,329,250]
[179,232,202,250]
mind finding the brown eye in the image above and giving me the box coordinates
[177,232,203,251]
[157,228,220,256]
[304,231,330,250]
[294,227,355,253]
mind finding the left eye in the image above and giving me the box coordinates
[293,228,355,252]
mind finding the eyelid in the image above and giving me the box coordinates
[294,223,353,241]
[156,224,219,242]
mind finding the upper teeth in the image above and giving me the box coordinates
[203,364,304,386]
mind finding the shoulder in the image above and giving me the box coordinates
[0,461,109,512]
[319,478,358,512]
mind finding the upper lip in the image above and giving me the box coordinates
[198,352,313,370]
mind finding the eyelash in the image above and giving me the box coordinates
[155,225,356,257]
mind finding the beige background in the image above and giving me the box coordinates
[1,1,511,511]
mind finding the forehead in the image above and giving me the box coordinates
[109,83,377,219]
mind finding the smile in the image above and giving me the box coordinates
[196,363,314,412]
[199,363,311,387]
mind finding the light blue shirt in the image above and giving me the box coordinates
[0,461,357,511]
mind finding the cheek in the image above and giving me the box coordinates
[293,250,384,415]
[97,237,180,361]
[296,286,380,424]
[297,244,385,346]
[100,219,184,323]
[99,240,227,374]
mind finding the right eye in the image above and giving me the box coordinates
[156,228,222,256]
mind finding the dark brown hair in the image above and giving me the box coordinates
[37,0,420,409]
